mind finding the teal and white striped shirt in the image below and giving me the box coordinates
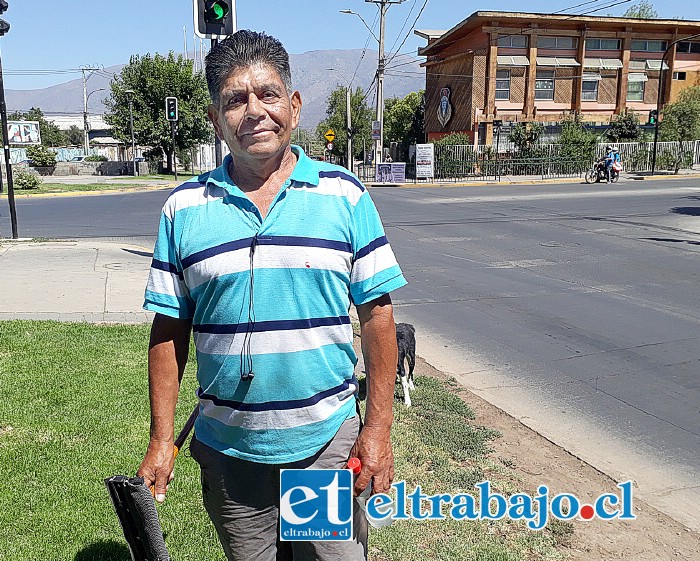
[144,146,407,463]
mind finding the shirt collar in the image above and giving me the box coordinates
[204,145,319,195]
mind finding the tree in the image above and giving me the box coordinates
[659,86,700,141]
[316,86,374,164]
[26,145,57,167]
[606,110,644,142]
[8,107,66,147]
[104,52,213,173]
[65,125,84,147]
[508,122,545,157]
[623,0,658,18]
[558,113,598,169]
[384,90,425,160]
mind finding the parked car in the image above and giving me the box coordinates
[18,159,34,165]
[69,156,86,162]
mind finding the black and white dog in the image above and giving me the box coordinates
[396,323,416,406]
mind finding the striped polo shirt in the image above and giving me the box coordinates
[143,146,407,464]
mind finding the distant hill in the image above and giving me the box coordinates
[4,49,424,130]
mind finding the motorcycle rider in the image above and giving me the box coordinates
[604,145,614,183]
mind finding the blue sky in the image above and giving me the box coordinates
[1,0,698,90]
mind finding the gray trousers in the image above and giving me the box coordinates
[190,416,368,561]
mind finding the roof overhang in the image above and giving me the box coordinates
[418,11,700,57]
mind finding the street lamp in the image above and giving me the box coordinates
[651,32,700,175]
[339,9,378,42]
[124,89,137,176]
[84,87,105,155]
[327,68,353,173]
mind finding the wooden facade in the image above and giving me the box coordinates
[417,12,700,144]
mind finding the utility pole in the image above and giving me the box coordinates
[0,41,17,238]
[346,85,353,172]
[345,1,404,166]
[212,38,222,167]
[81,66,99,156]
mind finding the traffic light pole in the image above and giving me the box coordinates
[212,38,223,168]
[171,121,178,181]
[0,47,18,238]
[651,32,700,176]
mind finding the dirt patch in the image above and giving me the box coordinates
[413,354,700,560]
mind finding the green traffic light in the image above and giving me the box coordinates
[205,1,229,22]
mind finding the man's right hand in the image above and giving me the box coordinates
[137,440,175,503]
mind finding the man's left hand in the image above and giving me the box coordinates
[349,424,394,496]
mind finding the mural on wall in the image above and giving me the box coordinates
[437,87,452,127]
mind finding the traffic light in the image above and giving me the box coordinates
[648,109,658,125]
[0,1,10,37]
[165,97,178,122]
[194,0,236,39]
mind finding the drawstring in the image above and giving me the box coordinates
[240,233,258,381]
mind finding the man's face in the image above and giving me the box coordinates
[208,63,301,164]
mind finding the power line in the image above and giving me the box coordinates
[387,0,418,55]
[386,0,430,67]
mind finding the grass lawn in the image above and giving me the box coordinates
[12,183,157,195]
[0,321,568,561]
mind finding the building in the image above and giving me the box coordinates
[416,12,700,145]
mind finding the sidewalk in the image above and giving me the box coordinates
[0,239,153,323]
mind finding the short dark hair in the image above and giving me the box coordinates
[205,30,292,105]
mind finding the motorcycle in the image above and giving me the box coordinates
[585,159,620,184]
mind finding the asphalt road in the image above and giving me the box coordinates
[3,177,700,528]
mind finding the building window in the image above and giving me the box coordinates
[538,36,578,49]
[495,70,511,100]
[626,80,645,102]
[535,70,555,100]
[581,76,599,101]
[677,41,700,54]
[631,39,667,52]
[585,38,621,50]
[497,35,528,48]
[673,71,687,80]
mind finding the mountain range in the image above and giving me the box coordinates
[4,49,424,130]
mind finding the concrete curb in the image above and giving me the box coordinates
[0,182,178,199]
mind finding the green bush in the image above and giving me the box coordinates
[656,149,694,174]
[13,168,42,189]
[84,155,108,162]
[558,113,597,171]
[434,132,472,146]
[25,145,57,167]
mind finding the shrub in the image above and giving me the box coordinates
[606,110,643,142]
[558,113,597,171]
[84,155,108,162]
[656,148,694,174]
[13,168,42,189]
[508,122,545,156]
[434,132,472,147]
[25,145,57,167]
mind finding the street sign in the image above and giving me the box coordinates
[326,142,334,151]
[371,120,380,140]
[324,129,335,142]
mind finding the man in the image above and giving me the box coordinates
[604,145,614,183]
[138,30,406,561]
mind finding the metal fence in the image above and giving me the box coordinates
[347,140,700,183]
